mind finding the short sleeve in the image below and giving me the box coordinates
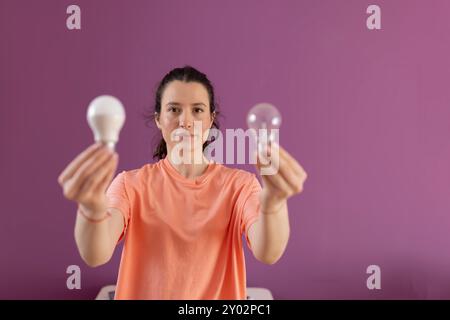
[239,174,262,251]
[106,171,131,244]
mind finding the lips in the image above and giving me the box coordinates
[175,133,196,137]
[173,130,196,138]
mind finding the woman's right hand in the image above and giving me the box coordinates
[57,143,119,216]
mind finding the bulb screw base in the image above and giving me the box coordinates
[97,141,116,151]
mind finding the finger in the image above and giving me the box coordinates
[276,150,307,192]
[258,143,305,194]
[277,160,305,194]
[58,143,102,185]
[63,148,113,199]
[258,141,280,168]
[268,142,307,188]
[264,151,299,195]
[71,146,113,182]
[260,169,293,199]
[93,154,119,194]
[275,143,306,178]
[256,142,281,176]
[77,152,117,196]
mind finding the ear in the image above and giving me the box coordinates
[154,112,161,130]
[210,111,216,128]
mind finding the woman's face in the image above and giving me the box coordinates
[155,80,215,154]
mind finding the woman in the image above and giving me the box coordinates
[57,66,307,300]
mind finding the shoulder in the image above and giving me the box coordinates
[118,161,163,186]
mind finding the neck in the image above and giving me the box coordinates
[166,148,211,180]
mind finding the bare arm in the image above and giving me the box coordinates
[58,143,123,267]
[74,206,125,267]
[248,200,289,265]
[249,142,307,265]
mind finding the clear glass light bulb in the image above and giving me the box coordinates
[87,95,126,151]
[246,102,282,144]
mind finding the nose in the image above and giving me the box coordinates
[179,112,193,129]
[179,122,192,129]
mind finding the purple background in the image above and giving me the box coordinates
[2,0,450,299]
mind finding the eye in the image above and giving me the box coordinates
[168,106,179,112]
[195,108,204,113]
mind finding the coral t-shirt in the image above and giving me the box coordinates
[106,156,262,300]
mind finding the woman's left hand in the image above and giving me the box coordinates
[255,141,308,214]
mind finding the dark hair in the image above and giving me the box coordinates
[144,66,221,160]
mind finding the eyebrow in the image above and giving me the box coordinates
[166,102,207,107]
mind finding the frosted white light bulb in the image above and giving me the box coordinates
[87,95,126,151]
[246,102,282,143]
